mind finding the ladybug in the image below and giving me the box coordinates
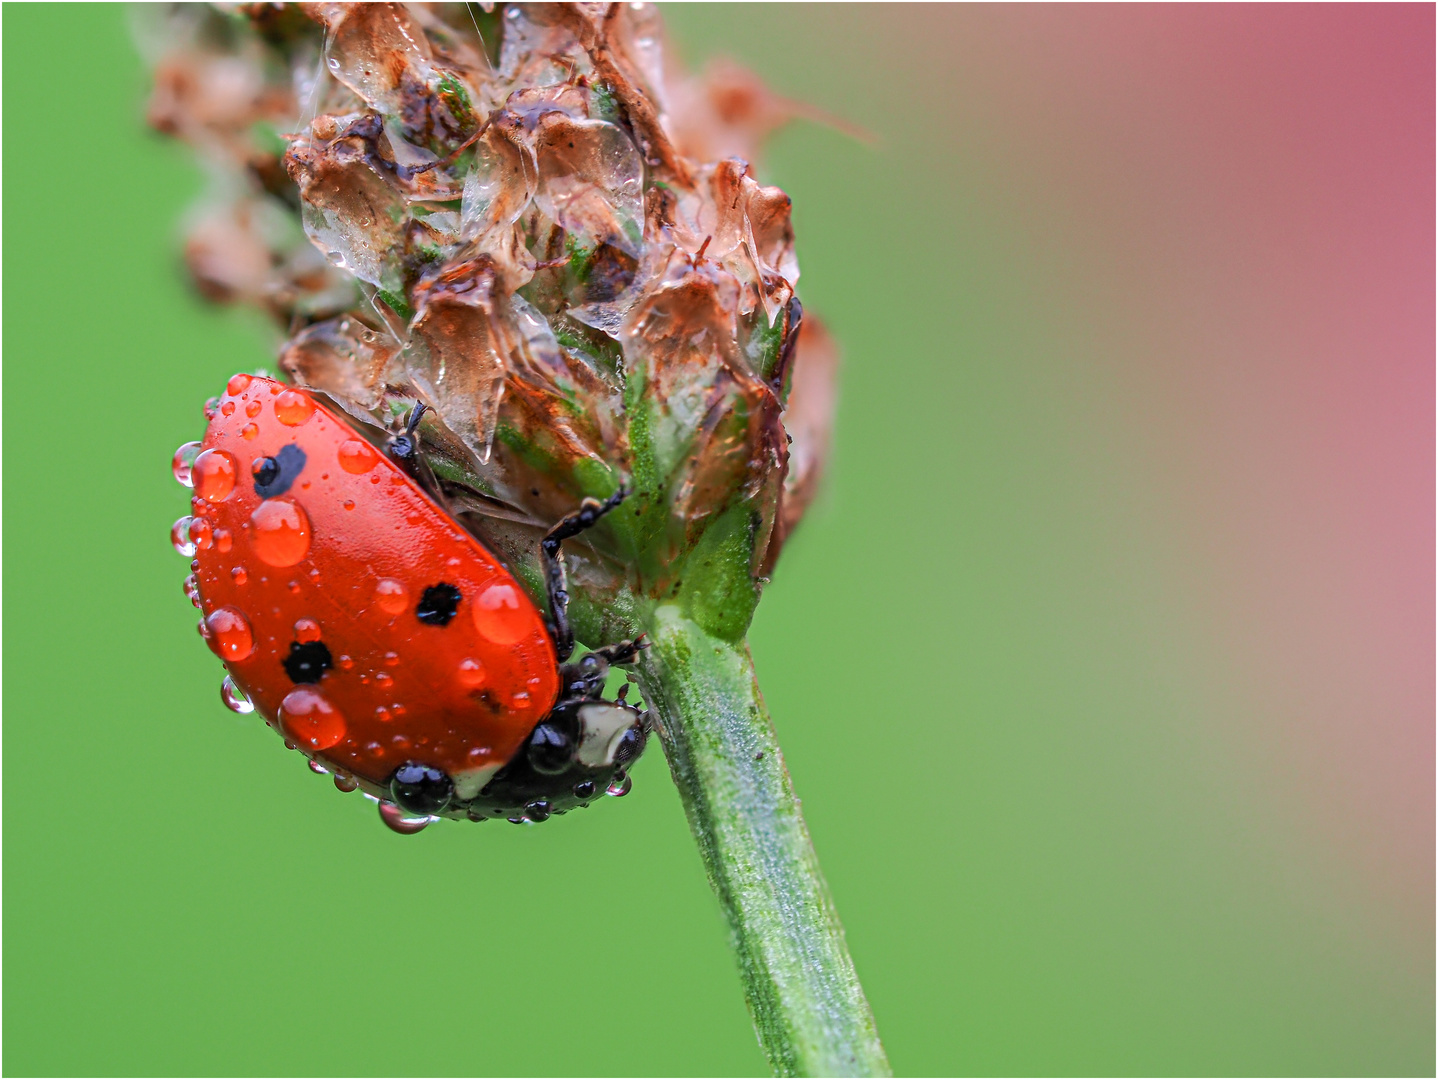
[175,373,648,829]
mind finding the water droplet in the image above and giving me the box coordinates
[374,578,408,615]
[337,438,378,474]
[333,773,359,792]
[204,397,221,419]
[379,801,431,834]
[171,516,197,557]
[189,516,213,551]
[245,399,262,419]
[227,373,252,395]
[343,499,356,511]
[183,573,201,607]
[214,528,233,553]
[275,390,316,426]
[337,654,354,670]
[510,691,531,709]
[472,583,528,644]
[383,651,401,666]
[524,800,553,822]
[293,617,322,643]
[251,499,312,567]
[375,672,393,689]
[205,607,255,662]
[172,441,202,486]
[221,401,235,417]
[241,423,260,440]
[606,774,632,798]
[308,759,329,775]
[193,449,238,503]
[279,686,346,750]
[573,780,596,799]
[456,657,486,688]
[221,675,254,714]
[374,705,392,723]
[231,565,248,585]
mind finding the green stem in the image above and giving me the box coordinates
[636,605,891,1078]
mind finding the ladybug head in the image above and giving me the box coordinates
[440,700,649,823]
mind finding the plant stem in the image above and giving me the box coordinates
[636,605,891,1078]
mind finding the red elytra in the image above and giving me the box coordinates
[190,374,559,790]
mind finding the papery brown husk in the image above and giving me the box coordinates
[142,1,837,634]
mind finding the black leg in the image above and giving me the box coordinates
[588,636,646,667]
[557,635,647,699]
[541,487,627,663]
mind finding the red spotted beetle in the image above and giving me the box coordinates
[175,374,647,829]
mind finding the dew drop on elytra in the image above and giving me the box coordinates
[333,773,359,793]
[183,573,201,608]
[172,441,202,487]
[221,675,254,715]
[171,516,197,557]
[378,801,431,835]
[308,759,329,775]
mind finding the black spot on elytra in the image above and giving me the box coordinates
[283,640,332,683]
[415,582,461,626]
[253,443,306,497]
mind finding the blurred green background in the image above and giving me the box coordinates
[5,4,1432,1076]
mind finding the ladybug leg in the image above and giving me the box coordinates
[588,635,647,667]
[556,635,647,699]
[541,487,628,663]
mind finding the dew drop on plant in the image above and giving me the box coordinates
[171,516,197,556]
[221,675,254,715]
[378,801,431,834]
[172,441,202,487]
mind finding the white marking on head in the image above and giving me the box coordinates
[576,704,637,768]
[453,763,501,801]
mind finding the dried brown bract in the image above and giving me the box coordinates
[142,1,837,641]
